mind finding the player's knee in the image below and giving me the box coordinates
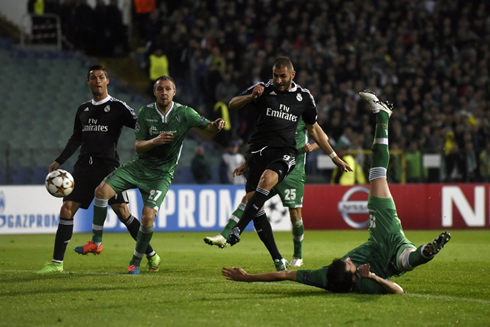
[260,170,280,189]
[141,208,157,226]
[266,161,287,183]
[95,182,114,199]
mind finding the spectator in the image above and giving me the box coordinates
[106,0,128,56]
[219,140,245,185]
[331,145,366,185]
[405,142,423,183]
[191,144,211,184]
[464,140,477,182]
[479,141,490,182]
[148,48,169,95]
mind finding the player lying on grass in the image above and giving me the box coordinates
[221,91,451,294]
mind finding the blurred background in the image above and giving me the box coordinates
[0,0,489,186]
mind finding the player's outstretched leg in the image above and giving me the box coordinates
[74,240,103,255]
[400,231,451,270]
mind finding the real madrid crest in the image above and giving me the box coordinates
[296,93,302,101]
[104,105,110,112]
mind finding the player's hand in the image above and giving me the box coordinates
[358,263,375,279]
[152,132,174,146]
[332,156,353,172]
[212,118,226,131]
[233,161,247,177]
[252,85,264,99]
[49,161,60,172]
[222,267,249,281]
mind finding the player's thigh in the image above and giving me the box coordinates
[138,175,173,211]
[367,196,403,244]
[244,147,297,193]
[244,150,267,193]
[103,165,137,195]
[273,169,305,209]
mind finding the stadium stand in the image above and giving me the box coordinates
[2,0,489,184]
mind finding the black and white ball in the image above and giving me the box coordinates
[45,169,75,198]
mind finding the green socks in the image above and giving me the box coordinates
[292,219,304,259]
[92,198,108,244]
[371,111,390,170]
[131,225,154,266]
[220,202,245,238]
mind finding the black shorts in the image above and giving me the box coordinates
[244,146,297,193]
[64,156,129,209]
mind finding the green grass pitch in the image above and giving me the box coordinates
[0,230,489,326]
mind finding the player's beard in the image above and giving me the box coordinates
[274,77,292,92]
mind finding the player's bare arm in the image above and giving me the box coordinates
[228,85,264,110]
[135,132,175,153]
[222,267,297,282]
[306,123,353,172]
[205,118,226,134]
[358,264,404,294]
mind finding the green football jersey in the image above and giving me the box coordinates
[271,118,308,207]
[134,102,210,173]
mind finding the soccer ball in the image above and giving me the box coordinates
[45,169,75,198]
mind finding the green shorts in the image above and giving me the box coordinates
[104,159,172,211]
[367,196,416,271]
[271,165,305,209]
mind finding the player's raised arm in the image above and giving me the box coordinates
[228,84,264,110]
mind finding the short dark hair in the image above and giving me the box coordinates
[273,57,294,71]
[326,259,355,293]
[87,65,108,80]
[153,75,176,89]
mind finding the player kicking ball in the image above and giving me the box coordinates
[221,90,451,294]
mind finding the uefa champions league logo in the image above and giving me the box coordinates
[338,186,370,229]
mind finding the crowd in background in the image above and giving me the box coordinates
[28,0,490,183]
[28,0,128,55]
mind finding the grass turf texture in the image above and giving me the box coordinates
[1,230,489,327]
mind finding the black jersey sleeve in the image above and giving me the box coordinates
[118,101,137,129]
[301,89,318,125]
[55,107,83,165]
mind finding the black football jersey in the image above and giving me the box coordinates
[240,80,317,150]
[56,96,137,165]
